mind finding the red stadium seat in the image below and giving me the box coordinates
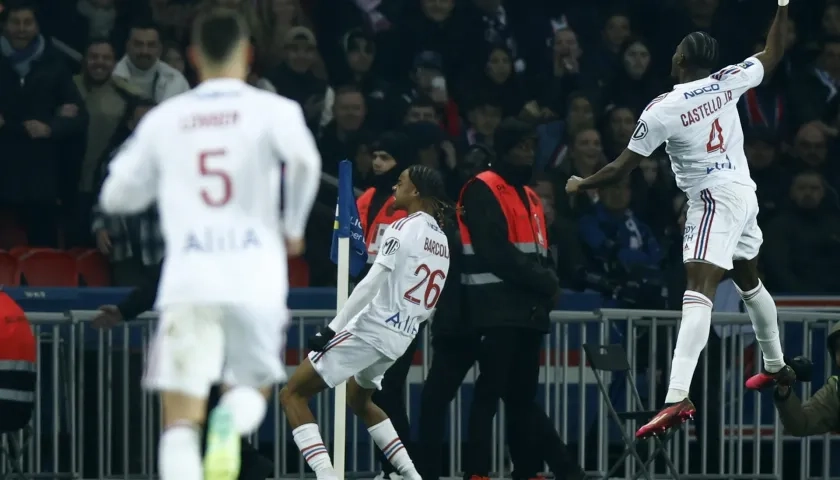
[8,247,55,258]
[0,253,20,286]
[288,257,310,288]
[76,250,111,287]
[66,247,88,258]
[18,251,78,287]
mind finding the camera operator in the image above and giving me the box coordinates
[774,324,840,435]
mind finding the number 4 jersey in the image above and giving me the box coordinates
[98,79,321,308]
[627,57,764,198]
[346,211,451,359]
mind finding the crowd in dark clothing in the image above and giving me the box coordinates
[2,0,839,295]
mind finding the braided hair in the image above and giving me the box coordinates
[406,165,457,230]
[681,31,719,70]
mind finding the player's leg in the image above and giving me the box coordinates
[348,362,421,480]
[279,331,363,480]
[372,325,424,480]
[732,221,794,390]
[638,188,734,438]
[143,305,225,480]
[204,305,287,480]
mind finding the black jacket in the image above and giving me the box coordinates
[460,173,558,332]
[429,221,466,338]
[117,262,162,319]
[0,42,87,204]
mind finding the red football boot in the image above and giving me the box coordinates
[635,398,696,439]
[745,364,796,390]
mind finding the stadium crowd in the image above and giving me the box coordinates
[0,0,838,298]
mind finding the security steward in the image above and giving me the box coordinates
[352,131,422,478]
[91,262,274,480]
[458,118,564,480]
[356,131,413,272]
[418,137,584,480]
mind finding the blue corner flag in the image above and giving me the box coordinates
[330,160,368,277]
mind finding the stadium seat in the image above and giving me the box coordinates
[76,250,111,287]
[17,251,78,287]
[0,254,19,286]
[288,257,310,288]
[66,247,88,258]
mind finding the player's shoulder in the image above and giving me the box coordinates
[247,88,303,115]
[710,57,763,82]
[390,212,424,234]
[641,90,678,115]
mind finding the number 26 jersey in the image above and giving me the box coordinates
[346,211,451,359]
[627,57,764,198]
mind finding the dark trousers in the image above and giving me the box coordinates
[204,386,273,480]
[373,323,425,474]
[463,328,541,478]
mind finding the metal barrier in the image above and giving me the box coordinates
[1,309,839,480]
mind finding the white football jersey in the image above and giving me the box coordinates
[627,57,764,197]
[346,212,451,359]
[99,78,321,307]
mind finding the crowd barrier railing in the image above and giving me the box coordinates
[1,309,839,480]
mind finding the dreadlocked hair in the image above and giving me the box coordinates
[682,31,719,70]
[406,165,459,230]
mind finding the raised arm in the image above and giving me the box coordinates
[753,0,789,76]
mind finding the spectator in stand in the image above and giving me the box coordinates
[91,99,163,287]
[738,37,792,134]
[601,104,636,159]
[604,38,664,115]
[252,0,313,72]
[403,121,460,198]
[161,40,189,81]
[392,0,464,81]
[0,0,88,247]
[112,21,190,103]
[764,170,840,293]
[318,85,367,175]
[460,44,527,118]
[744,127,788,224]
[335,28,389,129]
[461,93,502,149]
[534,27,593,117]
[461,0,527,75]
[789,37,840,129]
[551,127,604,217]
[266,26,329,129]
[579,177,663,271]
[590,11,632,76]
[538,92,596,172]
[348,129,376,189]
[73,37,144,244]
[786,121,840,189]
[402,94,438,125]
[629,155,675,239]
[397,51,461,137]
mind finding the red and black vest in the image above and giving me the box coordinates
[457,171,550,328]
[0,292,36,408]
[357,187,407,264]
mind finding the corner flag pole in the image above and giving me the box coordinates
[334,237,349,479]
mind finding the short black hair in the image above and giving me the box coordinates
[129,20,161,37]
[2,0,37,22]
[191,8,249,64]
[409,94,436,110]
[86,36,114,52]
[681,31,719,70]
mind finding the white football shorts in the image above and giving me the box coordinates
[307,331,394,390]
[682,183,763,270]
[142,303,288,397]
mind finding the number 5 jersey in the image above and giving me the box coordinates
[344,211,451,359]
